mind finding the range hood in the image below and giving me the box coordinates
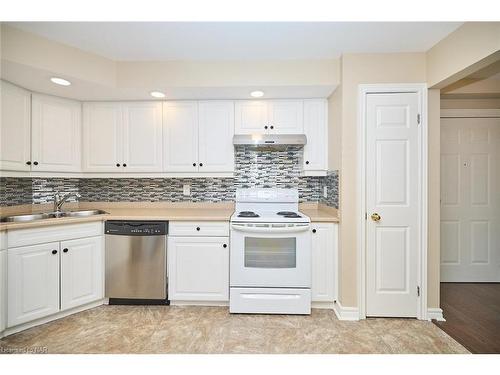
[233,134,307,150]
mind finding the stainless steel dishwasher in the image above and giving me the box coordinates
[105,220,169,304]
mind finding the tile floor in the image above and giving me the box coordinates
[0,305,469,354]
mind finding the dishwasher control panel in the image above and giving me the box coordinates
[105,220,168,236]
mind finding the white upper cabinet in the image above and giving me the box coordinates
[198,101,235,172]
[235,100,303,135]
[0,81,31,171]
[83,102,163,173]
[122,102,163,172]
[83,103,122,172]
[234,101,268,134]
[31,94,82,172]
[303,99,328,174]
[163,101,199,172]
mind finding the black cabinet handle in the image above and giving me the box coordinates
[52,250,58,255]
[270,125,274,129]
[116,163,121,167]
[199,163,203,167]
[63,248,69,253]
[196,227,201,231]
[312,229,317,233]
[33,161,39,166]
[223,244,227,248]
[26,161,32,165]
[123,163,127,167]
[193,163,197,167]
[264,125,268,129]
[305,161,310,165]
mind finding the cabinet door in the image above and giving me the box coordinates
[163,102,199,172]
[311,223,337,302]
[303,99,328,172]
[268,100,303,134]
[168,236,229,301]
[7,242,60,327]
[234,101,268,134]
[0,249,6,333]
[122,102,163,172]
[0,81,31,171]
[31,94,81,172]
[82,102,123,172]
[60,236,103,310]
[198,101,235,172]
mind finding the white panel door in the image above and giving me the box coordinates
[7,242,60,327]
[60,236,103,310]
[234,101,268,134]
[198,101,235,172]
[122,102,163,172]
[366,93,420,317]
[82,102,123,172]
[303,99,328,172]
[311,223,337,302]
[0,81,31,171]
[268,100,304,134]
[31,94,81,172]
[441,117,500,281]
[163,102,199,172]
[168,236,229,301]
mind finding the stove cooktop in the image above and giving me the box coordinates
[231,210,309,223]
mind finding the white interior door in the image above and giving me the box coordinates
[441,116,500,282]
[365,92,420,317]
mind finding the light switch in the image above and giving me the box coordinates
[183,184,191,196]
[323,186,328,198]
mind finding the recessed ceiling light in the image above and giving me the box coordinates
[150,91,166,98]
[250,90,264,98]
[50,77,71,86]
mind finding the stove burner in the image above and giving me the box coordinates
[277,211,301,218]
[237,211,260,218]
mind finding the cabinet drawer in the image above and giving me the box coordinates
[8,222,103,248]
[168,221,229,237]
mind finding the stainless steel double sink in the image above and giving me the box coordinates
[0,209,108,223]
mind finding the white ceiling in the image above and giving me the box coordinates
[8,22,462,61]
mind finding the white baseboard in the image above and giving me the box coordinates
[427,308,445,321]
[333,301,360,321]
[312,301,335,309]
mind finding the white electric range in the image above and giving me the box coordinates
[229,188,312,315]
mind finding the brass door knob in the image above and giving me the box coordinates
[371,213,381,222]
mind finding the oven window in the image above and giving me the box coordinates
[244,237,297,268]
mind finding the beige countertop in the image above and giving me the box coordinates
[0,201,339,231]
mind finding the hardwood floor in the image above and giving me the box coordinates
[434,283,500,354]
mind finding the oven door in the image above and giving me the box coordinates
[230,222,311,288]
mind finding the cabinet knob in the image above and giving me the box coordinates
[26,161,32,165]
[199,163,203,167]
[196,227,201,231]
[33,161,39,166]
[305,161,310,165]
[223,244,227,248]
[312,229,317,233]
[264,125,268,129]
[63,248,69,253]
[270,125,274,129]
[193,163,197,167]
[116,163,121,167]
[123,163,127,167]
[52,250,58,255]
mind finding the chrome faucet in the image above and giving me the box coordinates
[53,192,81,212]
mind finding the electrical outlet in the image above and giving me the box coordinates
[323,186,328,198]
[183,184,191,196]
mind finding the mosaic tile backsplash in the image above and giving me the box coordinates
[0,146,338,208]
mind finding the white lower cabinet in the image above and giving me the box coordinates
[311,223,338,302]
[6,224,104,329]
[168,235,229,302]
[7,242,61,327]
[60,237,103,311]
[1,236,7,334]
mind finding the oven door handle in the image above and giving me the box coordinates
[231,224,310,234]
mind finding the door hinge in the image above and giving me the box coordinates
[365,212,367,220]
[417,113,421,125]
[417,286,420,297]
